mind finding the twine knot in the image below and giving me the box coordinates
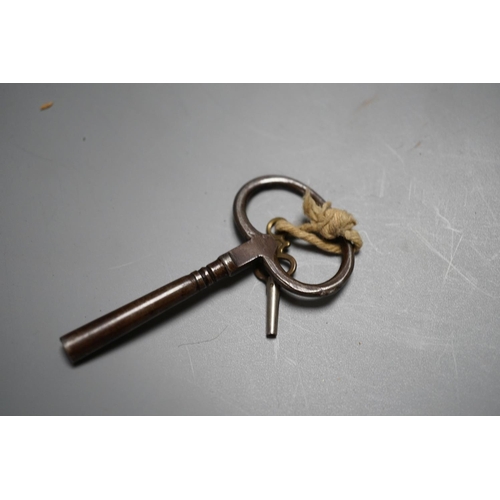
[274,190,362,254]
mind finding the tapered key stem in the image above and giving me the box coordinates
[266,276,280,337]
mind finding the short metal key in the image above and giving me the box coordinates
[60,175,355,363]
[255,218,297,337]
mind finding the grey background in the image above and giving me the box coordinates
[1,84,499,415]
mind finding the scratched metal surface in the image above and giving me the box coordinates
[1,84,499,415]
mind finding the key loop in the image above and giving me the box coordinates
[233,175,355,297]
[266,217,297,276]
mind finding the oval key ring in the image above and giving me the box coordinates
[233,175,355,297]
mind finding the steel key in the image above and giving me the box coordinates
[60,175,355,363]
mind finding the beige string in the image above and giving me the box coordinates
[274,190,363,254]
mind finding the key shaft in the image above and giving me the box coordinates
[60,255,236,363]
[266,275,280,337]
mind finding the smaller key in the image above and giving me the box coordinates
[255,218,297,338]
[265,275,280,337]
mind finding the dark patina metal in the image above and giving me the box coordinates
[60,175,355,363]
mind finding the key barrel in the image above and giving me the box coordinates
[60,254,237,363]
